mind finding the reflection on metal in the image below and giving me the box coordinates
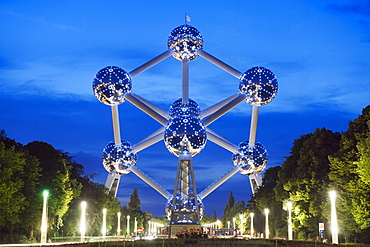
[92,23,279,228]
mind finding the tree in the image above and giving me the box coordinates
[329,106,370,242]
[274,128,341,239]
[24,141,78,233]
[0,143,27,232]
[128,188,141,213]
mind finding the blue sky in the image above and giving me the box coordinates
[1,0,370,217]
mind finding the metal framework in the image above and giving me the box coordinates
[92,23,278,227]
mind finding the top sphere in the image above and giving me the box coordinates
[168,24,203,61]
[169,98,201,119]
[239,67,278,106]
[93,66,132,105]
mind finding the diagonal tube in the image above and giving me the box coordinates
[129,50,172,78]
[203,94,247,126]
[132,127,165,153]
[201,93,240,119]
[206,128,238,153]
[125,93,167,126]
[198,50,242,79]
[198,166,241,199]
[130,166,171,199]
[130,93,168,119]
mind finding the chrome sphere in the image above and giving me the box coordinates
[165,194,204,222]
[239,66,278,106]
[232,141,268,175]
[168,24,203,61]
[169,98,201,119]
[164,115,207,157]
[93,66,132,105]
[102,140,137,175]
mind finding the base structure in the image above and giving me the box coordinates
[168,224,202,239]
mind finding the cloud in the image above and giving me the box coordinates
[327,2,370,15]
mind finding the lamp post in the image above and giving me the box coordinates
[126,215,130,236]
[40,190,49,243]
[329,191,338,244]
[80,201,87,242]
[117,212,121,238]
[250,212,254,238]
[227,221,230,229]
[239,214,245,235]
[102,208,107,238]
[287,201,293,240]
[134,217,137,235]
[264,208,269,239]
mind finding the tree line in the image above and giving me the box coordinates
[0,130,162,243]
[218,106,370,243]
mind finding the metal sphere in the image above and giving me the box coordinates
[168,24,204,61]
[102,140,137,175]
[164,115,207,157]
[165,195,204,221]
[169,98,201,119]
[232,141,268,175]
[93,66,132,105]
[239,66,278,106]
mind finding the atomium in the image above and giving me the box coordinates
[167,24,203,61]
[102,140,137,175]
[93,66,132,105]
[93,22,279,230]
[232,141,268,175]
[239,66,278,106]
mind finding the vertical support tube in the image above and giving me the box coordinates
[182,59,189,104]
[111,105,121,147]
[248,106,259,148]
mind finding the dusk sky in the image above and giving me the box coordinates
[1,0,370,217]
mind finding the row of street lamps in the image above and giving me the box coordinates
[40,190,339,243]
[202,190,339,244]
[40,192,163,243]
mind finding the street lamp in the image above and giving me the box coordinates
[134,217,137,235]
[239,214,245,235]
[117,212,121,238]
[126,215,130,236]
[264,208,269,239]
[250,212,254,238]
[329,191,338,244]
[227,221,230,229]
[40,190,49,243]
[287,201,293,240]
[80,201,87,242]
[102,208,107,238]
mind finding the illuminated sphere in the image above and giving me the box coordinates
[93,66,132,105]
[165,195,204,222]
[169,98,201,119]
[168,24,203,61]
[102,140,137,175]
[232,141,268,175]
[239,66,278,106]
[164,115,207,157]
